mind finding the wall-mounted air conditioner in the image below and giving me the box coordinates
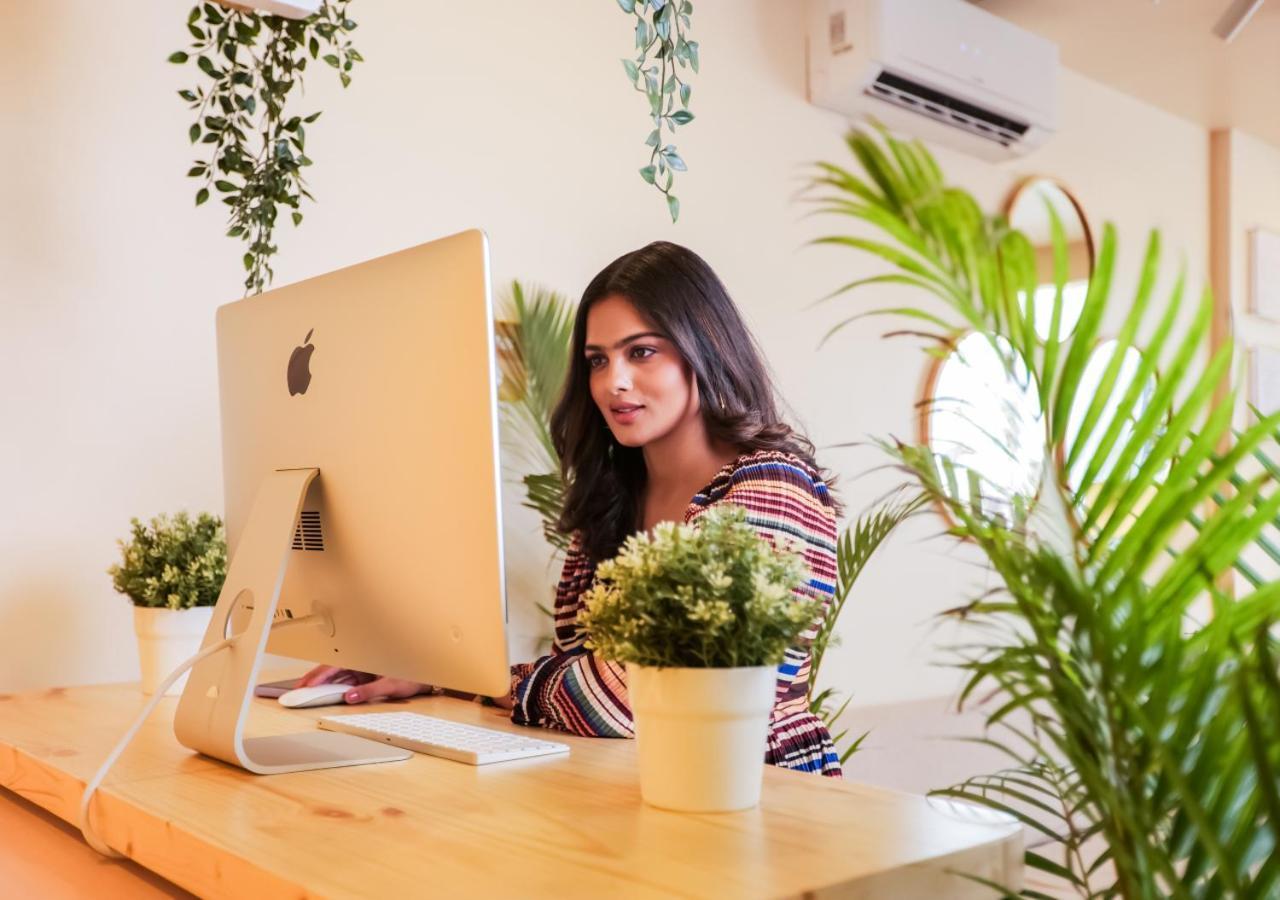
[805,0,1059,161]
[218,0,321,19]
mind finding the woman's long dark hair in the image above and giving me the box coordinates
[550,241,841,564]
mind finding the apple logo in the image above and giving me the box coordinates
[287,329,315,396]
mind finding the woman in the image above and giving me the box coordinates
[299,241,845,777]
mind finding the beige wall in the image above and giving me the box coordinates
[0,1,1214,704]
[1226,130,1280,350]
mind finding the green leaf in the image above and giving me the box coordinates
[195,187,209,206]
[292,211,303,226]
[185,165,205,177]
[188,123,201,143]
[639,165,657,184]
[197,55,217,77]
[303,111,322,123]
[323,53,340,68]
[807,124,1280,900]
[309,36,319,58]
[168,51,189,64]
[616,0,636,10]
[177,89,197,101]
[670,109,694,125]
[687,40,699,72]
[679,82,691,106]
[214,180,237,193]
[243,252,254,271]
[666,193,680,222]
[662,148,687,171]
[644,129,660,147]
[188,23,205,41]
[622,58,639,82]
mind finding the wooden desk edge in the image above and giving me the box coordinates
[0,681,1024,900]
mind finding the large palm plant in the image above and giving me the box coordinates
[495,280,576,555]
[810,126,1280,898]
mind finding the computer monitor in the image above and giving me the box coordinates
[174,229,511,774]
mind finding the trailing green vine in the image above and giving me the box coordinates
[169,2,361,294]
[617,0,698,222]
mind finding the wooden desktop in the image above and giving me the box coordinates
[0,673,1022,898]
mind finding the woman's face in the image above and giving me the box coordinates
[583,294,700,448]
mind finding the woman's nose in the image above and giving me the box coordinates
[607,360,633,392]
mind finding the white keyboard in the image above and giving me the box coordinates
[317,712,570,765]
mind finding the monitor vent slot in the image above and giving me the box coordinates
[867,70,1029,147]
[292,511,325,551]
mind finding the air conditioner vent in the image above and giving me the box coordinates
[868,70,1029,147]
[292,510,325,551]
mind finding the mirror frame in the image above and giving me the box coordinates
[915,177,1095,529]
[1003,175,1096,290]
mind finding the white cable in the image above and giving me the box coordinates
[77,614,325,858]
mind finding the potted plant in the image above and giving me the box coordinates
[810,126,1280,897]
[579,505,815,812]
[169,1,361,294]
[108,512,227,695]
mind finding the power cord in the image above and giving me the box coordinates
[78,613,325,858]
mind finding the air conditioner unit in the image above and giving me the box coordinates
[805,0,1058,161]
[215,0,321,19]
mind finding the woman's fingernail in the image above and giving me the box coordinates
[345,691,359,702]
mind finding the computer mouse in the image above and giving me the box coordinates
[278,683,352,709]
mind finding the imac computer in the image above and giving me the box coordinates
[174,229,511,774]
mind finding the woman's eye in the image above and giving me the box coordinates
[587,355,605,369]
[631,346,655,360]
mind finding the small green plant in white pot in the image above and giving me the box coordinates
[580,505,814,812]
[108,512,227,695]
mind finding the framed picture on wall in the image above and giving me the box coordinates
[1249,345,1280,415]
[1249,228,1280,323]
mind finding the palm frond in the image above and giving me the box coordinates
[495,280,575,554]
[812,124,1280,898]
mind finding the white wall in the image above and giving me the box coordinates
[1228,131,1280,350]
[0,0,1212,706]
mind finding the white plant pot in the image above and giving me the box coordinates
[625,663,776,813]
[133,606,214,696]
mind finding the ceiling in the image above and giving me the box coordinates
[976,0,1280,149]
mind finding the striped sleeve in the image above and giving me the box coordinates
[691,452,844,778]
[692,454,839,649]
[509,533,635,738]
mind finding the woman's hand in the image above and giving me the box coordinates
[295,664,433,704]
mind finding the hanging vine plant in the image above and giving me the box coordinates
[616,0,698,222]
[169,2,362,294]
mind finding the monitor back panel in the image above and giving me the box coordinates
[215,230,510,697]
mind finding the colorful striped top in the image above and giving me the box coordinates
[510,449,843,777]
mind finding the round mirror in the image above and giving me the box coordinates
[1006,178,1094,341]
[924,333,1045,522]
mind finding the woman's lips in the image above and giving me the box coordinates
[610,405,644,424]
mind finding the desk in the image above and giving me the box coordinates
[0,677,1022,898]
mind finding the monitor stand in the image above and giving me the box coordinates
[174,467,411,774]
